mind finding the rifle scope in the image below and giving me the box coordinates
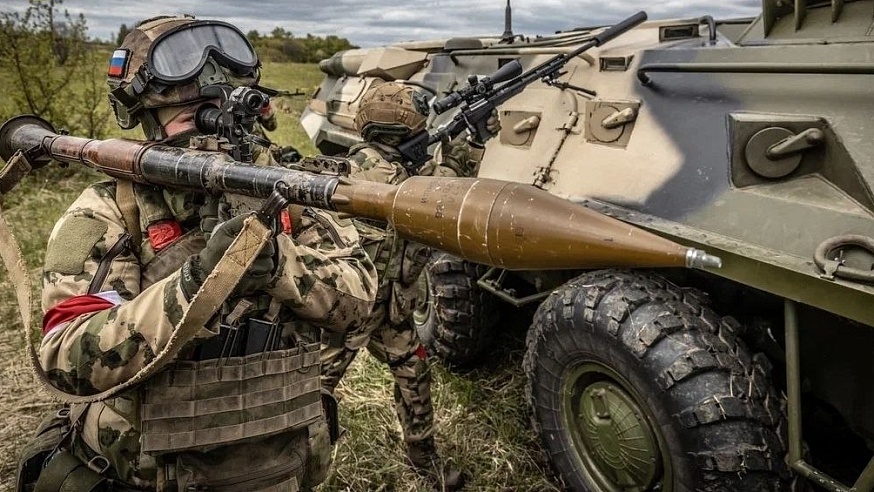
[432,59,523,114]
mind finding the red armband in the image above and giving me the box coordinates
[42,292,122,336]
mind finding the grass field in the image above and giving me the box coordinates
[0,62,561,491]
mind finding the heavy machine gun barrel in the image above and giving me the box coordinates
[0,114,721,270]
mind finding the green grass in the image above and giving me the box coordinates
[0,62,559,491]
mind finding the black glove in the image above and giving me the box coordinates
[471,108,501,146]
[180,214,277,299]
[199,196,220,238]
[273,145,303,165]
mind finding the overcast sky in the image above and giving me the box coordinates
[0,0,762,47]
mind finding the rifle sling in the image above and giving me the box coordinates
[115,179,142,254]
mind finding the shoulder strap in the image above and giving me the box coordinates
[115,179,142,254]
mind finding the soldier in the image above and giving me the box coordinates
[250,99,303,164]
[319,81,498,490]
[16,15,376,492]
[250,98,278,144]
[258,99,279,133]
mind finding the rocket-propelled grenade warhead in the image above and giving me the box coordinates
[0,115,721,271]
[333,175,721,270]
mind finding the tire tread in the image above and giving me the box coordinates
[523,270,789,491]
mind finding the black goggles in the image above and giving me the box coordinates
[146,20,259,83]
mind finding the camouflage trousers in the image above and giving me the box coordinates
[321,301,433,446]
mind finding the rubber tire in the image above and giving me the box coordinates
[524,270,789,491]
[413,252,500,367]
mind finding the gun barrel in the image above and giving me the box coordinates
[0,115,720,271]
[592,11,647,46]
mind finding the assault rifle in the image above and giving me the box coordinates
[397,10,647,172]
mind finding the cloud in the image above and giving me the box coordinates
[0,0,762,47]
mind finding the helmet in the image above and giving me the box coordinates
[354,82,429,142]
[107,15,261,137]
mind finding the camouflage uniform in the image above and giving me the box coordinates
[320,82,487,485]
[22,15,377,492]
[39,174,375,489]
[321,141,434,445]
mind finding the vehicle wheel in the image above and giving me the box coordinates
[524,270,789,491]
[412,252,500,367]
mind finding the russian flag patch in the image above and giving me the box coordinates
[108,49,129,78]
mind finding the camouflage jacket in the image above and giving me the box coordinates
[419,134,486,178]
[345,138,481,323]
[38,152,377,487]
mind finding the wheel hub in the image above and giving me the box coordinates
[576,380,661,490]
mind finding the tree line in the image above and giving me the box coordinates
[0,0,357,141]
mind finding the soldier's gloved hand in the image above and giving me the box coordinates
[181,214,277,299]
[199,197,220,239]
[471,108,501,146]
[271,145,302,166]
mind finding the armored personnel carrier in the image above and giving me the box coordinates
[301,1,874,490]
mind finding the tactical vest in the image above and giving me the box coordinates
[28,181,331,492]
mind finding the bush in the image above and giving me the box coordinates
[0,0,111,138]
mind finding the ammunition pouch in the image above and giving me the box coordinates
[140,342,328,490]
[32,451,107,492]
[166,419,331,491]
[18,406,118,492]
[16,407,73,492]
[399,240,430,287]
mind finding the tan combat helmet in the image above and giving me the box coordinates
[354,81,429,142]
[106,15,261,139]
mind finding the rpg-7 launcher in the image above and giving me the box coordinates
[397,10,648,172]
[0,114,720,270]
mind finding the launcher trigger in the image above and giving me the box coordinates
[257,181,291,235]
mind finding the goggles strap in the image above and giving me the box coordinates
[131,65,154,95]
[110,85,143,114]
[109,64,157,116]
